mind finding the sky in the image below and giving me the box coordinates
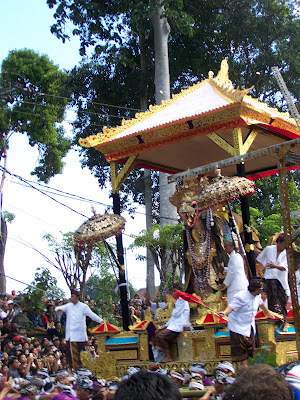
[0,0,149,296]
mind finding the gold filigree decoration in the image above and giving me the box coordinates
[81,351,117,379]
[209,59,252,102]
[79,60,254,150]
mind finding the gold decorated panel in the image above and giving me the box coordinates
[81,351,117,379]
[139,333,149,361]
[97,336,107,353]
[192,338,206,360]
[256,323,276,348]
[204,329,217,359]
[112,349,138,360]
[276,341,297,365]
[217,344,231,358]
[104,107,244,161]
[177,332,193,361]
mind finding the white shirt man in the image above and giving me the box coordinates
[256,244,290,297]
[55,292,103,342]
[223,242,248,304]
[220,280,274,366]
[227,289,263,337]
[165,297,192,332]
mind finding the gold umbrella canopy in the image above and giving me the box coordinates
[74,214,126,248]
[197,170,256,211]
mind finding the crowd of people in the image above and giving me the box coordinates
[0,231,297,398]
[0,351,296,400]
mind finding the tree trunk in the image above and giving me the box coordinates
[151,5,177,227]
[139,25,156,298]
[145,169,156,298]
[0,215,7,293]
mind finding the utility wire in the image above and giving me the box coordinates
[2,81,142,112]
[19,100,133,120]
[2,167,179,223]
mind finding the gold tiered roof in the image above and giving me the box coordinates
[79,60,299,178]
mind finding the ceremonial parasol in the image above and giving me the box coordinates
[196,169,255,211]
[74,212,126,248]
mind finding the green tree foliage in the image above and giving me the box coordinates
[171,0,299,107]
[129,223,184,290]
[46,0,299,208]
[20,267,65,317]
[2,211,15,223]
[85,273,136,326]
[249,172,300,246]
[0,49,71,182]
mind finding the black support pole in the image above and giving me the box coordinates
[236,163,256,277]
[112,192,130,330]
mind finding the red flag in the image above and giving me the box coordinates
[174,290,209,308]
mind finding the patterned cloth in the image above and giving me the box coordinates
[150,327,179,354]
[265,278,287,318]
[230,327,256,362]
[65,341,86,370]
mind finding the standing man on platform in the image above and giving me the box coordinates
[221,241,248,304]
[150,284,192,363]
[55,289,103,369]
[219,279,274,366]
[256,233,290,332]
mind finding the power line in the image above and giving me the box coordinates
[2,168,89,219]
[2,81,142,112]
[18,100,133,120]
[2,166,178,223]
[0,107,106,128]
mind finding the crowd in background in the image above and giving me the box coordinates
[0,289,298,399]
[0,289,152,384]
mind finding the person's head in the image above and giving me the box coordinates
[19,365,27,377]
[213,369,234,394]
[1,365,8,375]
[276,233,286,251]
[114,371,181,400]
[223,364,293,400]
[76,376,94,400]
[216,361,235,376]
[7,300,14,309]
[48,315,54,322]
[248,278,264,296]
[261,288,267,302]
[8,356,20,370]
[32,338,40,347]
[23,342,30,350]
[71,289,80,304]
[41,338,49,348]
[53,337,61,346]
[170,370,185,388]
[18,353,27,364]
[134,294,140,300]
[5,340,13,350]
[60,354,67,366]
[224,241,235,254]
[55,321,62,330]
[2,301,8,311]
[171,283,183,297]
[190,363,207,379]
